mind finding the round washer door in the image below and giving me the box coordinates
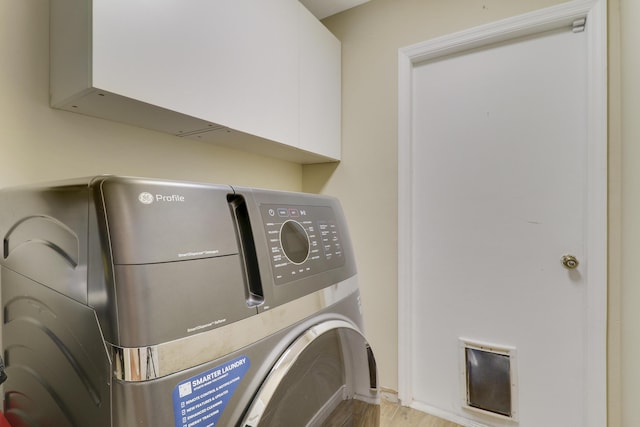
[242,320,380,427]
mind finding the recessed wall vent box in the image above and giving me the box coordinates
[459,338,518,421]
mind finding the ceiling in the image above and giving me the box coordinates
[299,0,371,20]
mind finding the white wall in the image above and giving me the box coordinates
[0,0,302,190]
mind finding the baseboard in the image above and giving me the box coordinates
[380,387,399,404]
[410,401,490,427]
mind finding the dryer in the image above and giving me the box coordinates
[0,176,379,427]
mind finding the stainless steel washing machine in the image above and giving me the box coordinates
[0,176,379,427]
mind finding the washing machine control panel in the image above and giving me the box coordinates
[260,204,345,285]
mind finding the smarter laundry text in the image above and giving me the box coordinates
[191,357,247,389]
[173,355,250,427]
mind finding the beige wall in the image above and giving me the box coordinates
[0,0,302,190]
[4,0,637,425]
[619,1,639,426]
[306,0,571,392]
[306,1,626,426]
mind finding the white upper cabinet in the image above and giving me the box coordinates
[50,0,341,163]
[298,4,341,160]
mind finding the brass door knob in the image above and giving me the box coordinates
[561,254,579,269]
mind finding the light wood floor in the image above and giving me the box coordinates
[320,393,464,427]
[380,397,463,427]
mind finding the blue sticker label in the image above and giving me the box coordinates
[172,355,250,427]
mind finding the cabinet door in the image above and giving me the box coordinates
[298,4,341,160]
[92,0,300,146]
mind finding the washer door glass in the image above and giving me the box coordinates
[242,320,379,427]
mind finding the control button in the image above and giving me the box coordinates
[277,208,289,217]
[289,208,300,217]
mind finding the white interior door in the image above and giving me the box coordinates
[397,2,607,427]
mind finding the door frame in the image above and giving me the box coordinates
[397,1,607,425]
